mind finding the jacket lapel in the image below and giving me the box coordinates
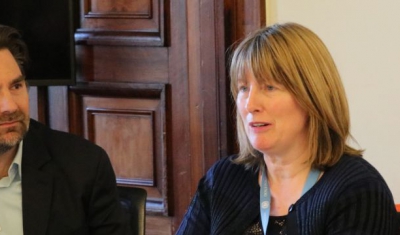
[22,166,53,235]
[21,122,53,235]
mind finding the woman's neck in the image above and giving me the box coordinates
[263,151,312,183]
[262,152,314,216]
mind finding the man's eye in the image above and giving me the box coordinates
[11,83,23,90]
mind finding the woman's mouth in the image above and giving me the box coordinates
[250,122,270,127]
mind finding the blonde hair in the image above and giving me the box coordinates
[229,22,363,170]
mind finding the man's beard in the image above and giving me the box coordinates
[0,111,29,155]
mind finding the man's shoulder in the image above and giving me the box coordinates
[26,119,107,161]
[28,119,97,145]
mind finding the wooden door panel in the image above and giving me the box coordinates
[85,101,155,186]
[76,0,164,46]
[69,82,168,216]
[146,216,171,235]
[90,0,150,14]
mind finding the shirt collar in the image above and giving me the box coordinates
[13,141,23,179]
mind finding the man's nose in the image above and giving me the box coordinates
[0,90,18,114]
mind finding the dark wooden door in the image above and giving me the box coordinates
[29,0,265,233]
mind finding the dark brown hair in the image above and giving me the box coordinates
[0,24,29,75]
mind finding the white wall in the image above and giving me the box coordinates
[267,0,400,203]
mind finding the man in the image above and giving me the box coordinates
[0,25,130,234]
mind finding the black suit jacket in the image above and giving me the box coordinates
[21,119,130,235]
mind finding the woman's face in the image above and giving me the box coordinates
[236,69,309,157]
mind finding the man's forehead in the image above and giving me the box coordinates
[0,48,23,83]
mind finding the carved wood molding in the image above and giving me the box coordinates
[69,81,165,97]
[75,0,165,46]
[86,108,156,187]
[69,82,169,215]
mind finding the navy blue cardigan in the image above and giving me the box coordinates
[176,155,399,235]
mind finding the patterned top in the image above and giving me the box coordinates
[244,216,287,235]
[176,155,399,234]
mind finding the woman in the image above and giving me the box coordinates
[176,23,399,235]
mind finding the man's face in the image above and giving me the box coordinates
[0,49,30,155]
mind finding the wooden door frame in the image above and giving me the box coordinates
[169,0,266,231]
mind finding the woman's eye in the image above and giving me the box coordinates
[265,85,275,91]
[239,85,248,92]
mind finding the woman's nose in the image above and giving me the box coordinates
[245,86,262,113]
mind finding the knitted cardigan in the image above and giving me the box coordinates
[176,155,399,235]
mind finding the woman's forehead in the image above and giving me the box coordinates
[237,66,279,84]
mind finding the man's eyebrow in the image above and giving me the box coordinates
[12,75,26,83]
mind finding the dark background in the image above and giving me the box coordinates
[0,0,75,86]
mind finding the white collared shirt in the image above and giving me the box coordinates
[0,142,23,235]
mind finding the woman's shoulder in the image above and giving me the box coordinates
[207,155,255,177]
[328,155,385,181]
[202,154,258,189]
[320,155,393,196]
[311,155,398,233]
